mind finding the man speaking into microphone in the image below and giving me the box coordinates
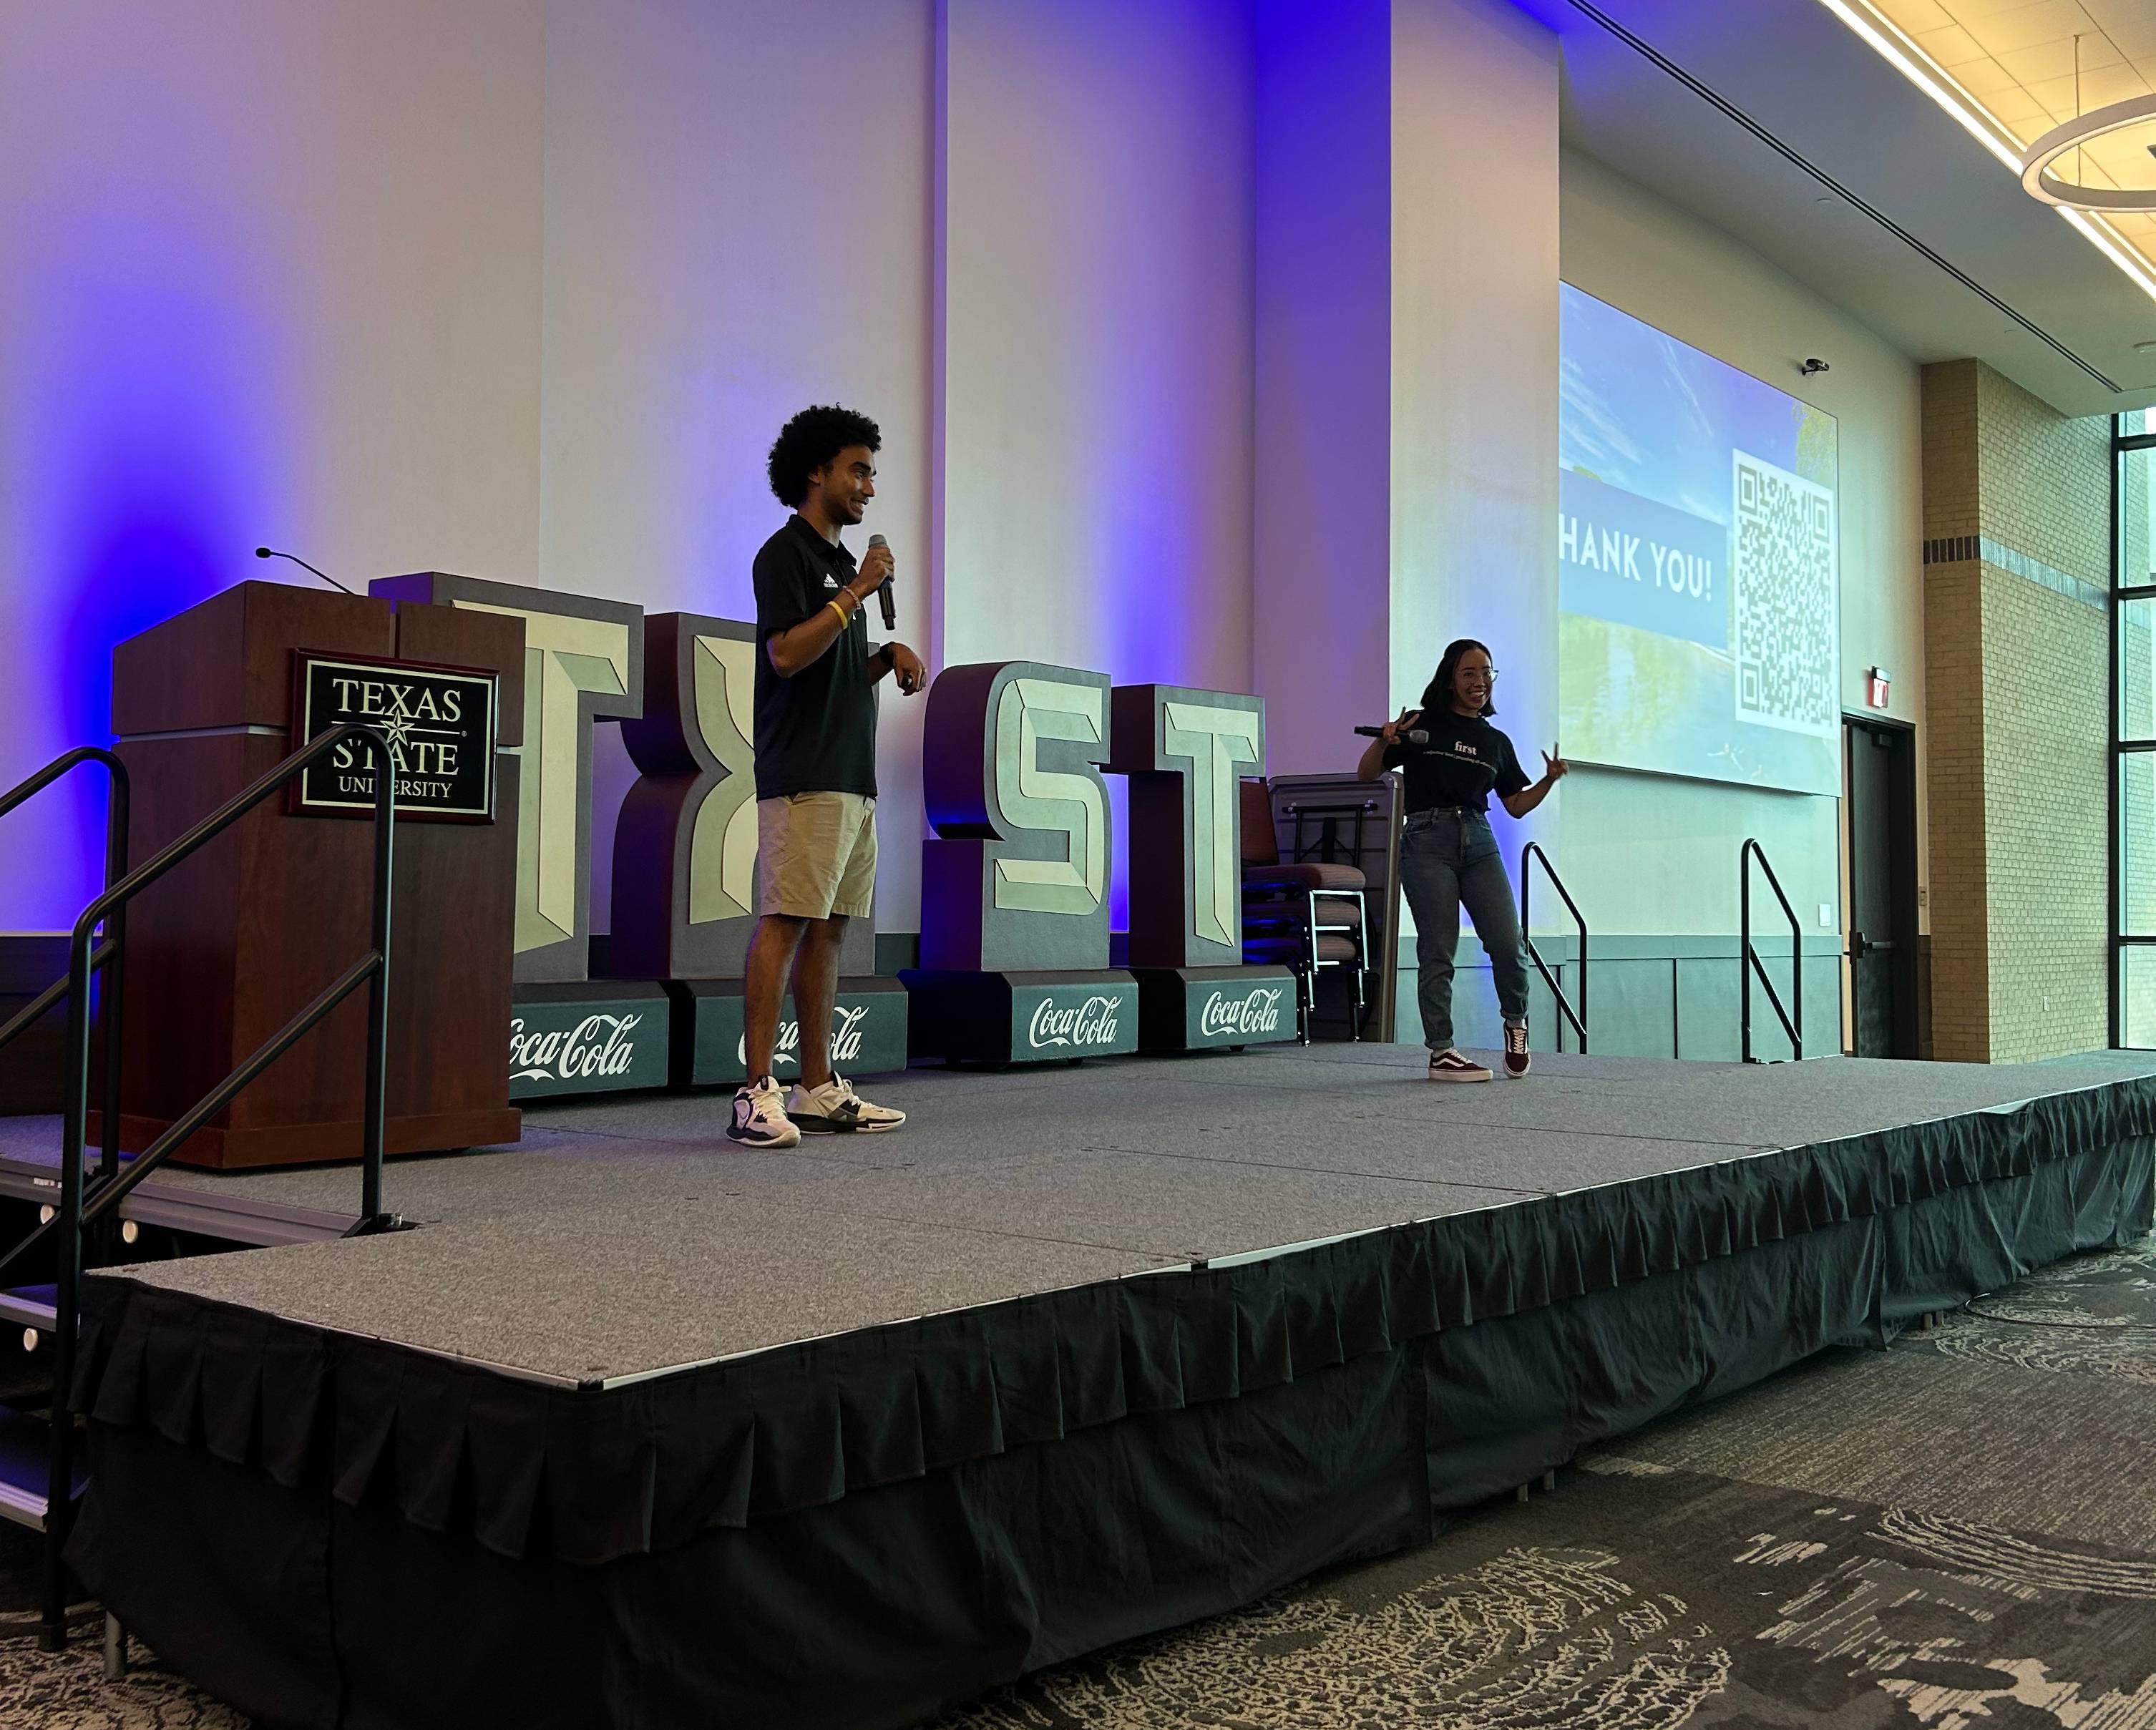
[729,404,927,1149]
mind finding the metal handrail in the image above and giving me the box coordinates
[36,720,399,1646]
[0,748,130,1186]
[1740,838,1803,1063]
[1520,843,1588,1054]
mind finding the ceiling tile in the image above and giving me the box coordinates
[2000,33,2125,79]
[2080,0,2156,41]
[2086,58,2155,94]
[1950,51,2026,87]
[1983,92,2054,126]
[2025,70,2090,111]
[1883,0,1956,27]
[1964,1,2105,54]
[1918,21,1988,59]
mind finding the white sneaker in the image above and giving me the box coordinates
[789,1072,907,1134]
[727,1075,800,1148]
[1428,1047,1493,1083]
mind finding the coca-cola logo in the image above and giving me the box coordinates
[509,1012,642,1083]
[1027,993,1123,1049]
[737,1004,869,1070]
[1199,987,1284,1037]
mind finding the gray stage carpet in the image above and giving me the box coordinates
[6,1044,2153,1387]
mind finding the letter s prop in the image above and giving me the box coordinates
[920,661,1113,971]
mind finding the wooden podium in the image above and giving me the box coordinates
[104,582,524,1168]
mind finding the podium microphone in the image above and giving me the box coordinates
[867,533,895,631]
[1355,724,1429,744]
[255,545,356,596]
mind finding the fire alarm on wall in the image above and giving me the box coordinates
[1865,667,1891,709]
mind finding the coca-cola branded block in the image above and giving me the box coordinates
[666,977,909,1087]
[507,982,670,1100]
[1133,965,1297,1052]
[899,969,1138,1065]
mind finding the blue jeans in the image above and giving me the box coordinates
[1398,808,1528,1051]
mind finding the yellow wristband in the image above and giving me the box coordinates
[826,597,852,628]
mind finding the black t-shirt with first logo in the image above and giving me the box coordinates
[751,514,879,800]
[1383,708,1530,814]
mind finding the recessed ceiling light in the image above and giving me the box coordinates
[2137,341,2156,356]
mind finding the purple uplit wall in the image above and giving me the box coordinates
[939,0,1257,927]
[938,0,1256,690]
[1,9,297,928]
[535,0,935,932]
[0,1,543,932]
[3,257,286,925]
[1252,0,1393,780]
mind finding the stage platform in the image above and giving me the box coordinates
[19,1043,2156,1730]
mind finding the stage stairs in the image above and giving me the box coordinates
[0,730,403,1647]
[0,1178,361,1538]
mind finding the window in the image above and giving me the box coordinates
[2116,419,2156,1045]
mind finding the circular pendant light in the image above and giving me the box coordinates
[2021,94,2156,211]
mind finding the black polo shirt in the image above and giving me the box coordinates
[751,514,878,800]
[1384,708,1529,813]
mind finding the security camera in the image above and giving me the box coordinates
[1800,358,1830,377]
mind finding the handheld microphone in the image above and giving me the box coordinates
[255,545,356,597]
[1355,725,1429,744]
[867,533,895,631]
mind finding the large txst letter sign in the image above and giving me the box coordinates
[371,574,643,983]
[920,661,1113,970]
[1110,685,1265,966]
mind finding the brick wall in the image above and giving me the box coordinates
[1922,556,1987,1059]
[1976,365,2112,587]
[1920,359,2112,1062]
[1978,570,2108,1057]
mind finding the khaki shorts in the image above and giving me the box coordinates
[756,792,877,920]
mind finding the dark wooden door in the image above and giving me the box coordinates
[1845,718,1919,1058]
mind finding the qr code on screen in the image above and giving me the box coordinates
[1731,450,1837,738]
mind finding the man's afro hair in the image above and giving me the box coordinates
[768,404,882,509]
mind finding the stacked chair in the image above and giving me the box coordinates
[1239,779,1370,1042]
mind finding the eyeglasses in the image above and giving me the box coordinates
[1460,668,1498,681]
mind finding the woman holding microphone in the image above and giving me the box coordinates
[1357,639,1567,1081]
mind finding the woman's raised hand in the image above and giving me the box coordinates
[1381,708,1421,746]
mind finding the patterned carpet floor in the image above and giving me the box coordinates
[5,1236,2154,1729]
